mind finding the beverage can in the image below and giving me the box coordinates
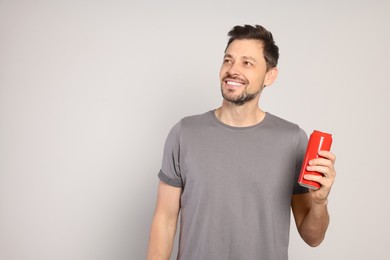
[298,130,333,190]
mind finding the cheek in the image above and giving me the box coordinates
[220,65,229,76]
[251,71,265,82]
[219,67,224,76]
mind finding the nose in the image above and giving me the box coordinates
[227,61,241,76]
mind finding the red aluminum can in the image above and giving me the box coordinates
[298,130,333,190]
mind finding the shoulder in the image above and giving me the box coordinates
[167,111,212,137]
[265,113,308,142]
[265,113,301,132]
[179,111,213,128]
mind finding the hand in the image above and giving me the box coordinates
[304,150,336,204]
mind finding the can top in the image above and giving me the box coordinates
[312,130,332,136]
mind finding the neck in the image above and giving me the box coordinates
[215,99,266,127]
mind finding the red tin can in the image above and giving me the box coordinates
[298,130,333,190]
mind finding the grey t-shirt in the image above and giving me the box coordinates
[158,110,308,260]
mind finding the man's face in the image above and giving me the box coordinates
[219,39,275,106]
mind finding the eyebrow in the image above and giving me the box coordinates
[224,54,257,63]
[242,56,257,63]
[224,54,233,59]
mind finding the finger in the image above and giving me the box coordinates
[303,173,325,185]
[308,157,333,168]
[318,150,336,163]
[306,165,334,177]
[304,174,332,188]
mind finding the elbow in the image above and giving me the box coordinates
[306,240,322,248]
[303,235,325,247]
[298,226,326,247]
[297,220,329,247]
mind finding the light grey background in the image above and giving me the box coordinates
[1,1,389,259]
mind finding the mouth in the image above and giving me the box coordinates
[223,78,246,88]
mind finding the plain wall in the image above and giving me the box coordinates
[1,1,389,259]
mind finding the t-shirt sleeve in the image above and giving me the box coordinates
[293,128,309,194]
[158,121,183,188]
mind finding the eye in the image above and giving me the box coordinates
[223,59,232,64]
[244,61,253,66]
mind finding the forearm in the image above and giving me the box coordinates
[147,213,178,260]
[298,199,330,247]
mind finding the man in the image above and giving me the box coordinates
[147,24,336,260]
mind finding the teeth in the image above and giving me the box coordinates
[226,81,243,86]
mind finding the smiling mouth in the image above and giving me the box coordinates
[225,80,245,87]
[225,80,244,86]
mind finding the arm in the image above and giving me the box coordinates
[291,150,336,247]
[147,181,182,260]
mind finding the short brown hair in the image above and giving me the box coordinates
[226,25,279,71]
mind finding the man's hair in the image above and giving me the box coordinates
[226,24,279,71]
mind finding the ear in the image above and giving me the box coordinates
[264,67,278,87]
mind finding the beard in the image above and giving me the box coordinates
[221,86,260,106]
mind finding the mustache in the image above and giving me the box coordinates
[222,73,248,84]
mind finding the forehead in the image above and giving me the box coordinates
[225,39,265,59]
